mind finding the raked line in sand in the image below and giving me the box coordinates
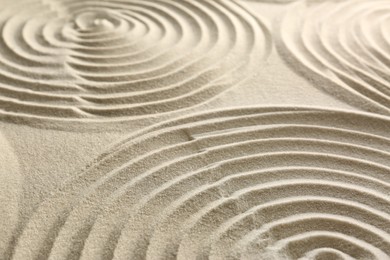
[0,0,270,128]
[277,0,390,115]
[11,107,390,260]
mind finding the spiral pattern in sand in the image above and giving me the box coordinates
[13,107,390,259]
[0,0,270,126]
[277,0,390,115]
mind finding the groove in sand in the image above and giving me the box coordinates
[0,0,270,127]
[277,0,390,115]
[12,107,390,260]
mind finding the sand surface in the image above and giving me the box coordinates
[0,0,389,259]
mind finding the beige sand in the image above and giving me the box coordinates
[0,0,389,259]
[11,107,390,259]
[0,132,21,259]
[0,0,270,129]
[276,0,390,115]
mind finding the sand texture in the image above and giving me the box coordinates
[277,0,390,115]
[0,133,21,260]
[0,0,270,129]
[0,0,389,259]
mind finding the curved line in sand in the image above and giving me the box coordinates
[276,0,390,115]
[0,0,270,128]
[12,107,390,259]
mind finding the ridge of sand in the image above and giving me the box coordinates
[0,0,270,128]
[11,107,390,260]
[0,132,21,260]
[276,0,390,115]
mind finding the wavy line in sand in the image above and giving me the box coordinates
[12,107,390,260]
[0,132,21,260]
[277,0,390,115]
[0,0,270,127]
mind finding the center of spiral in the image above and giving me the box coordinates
[74,10,119,31]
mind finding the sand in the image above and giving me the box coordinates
[0,133,21,260]
[0,0,389,259]
[276,0,390,115]
[0,0,270,129]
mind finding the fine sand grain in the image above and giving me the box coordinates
[12,107,390,260]
[0,132,21,260]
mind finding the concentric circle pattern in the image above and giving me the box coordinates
[277,0,390,115]
[0,0,270,125]
[13,107,390,259]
